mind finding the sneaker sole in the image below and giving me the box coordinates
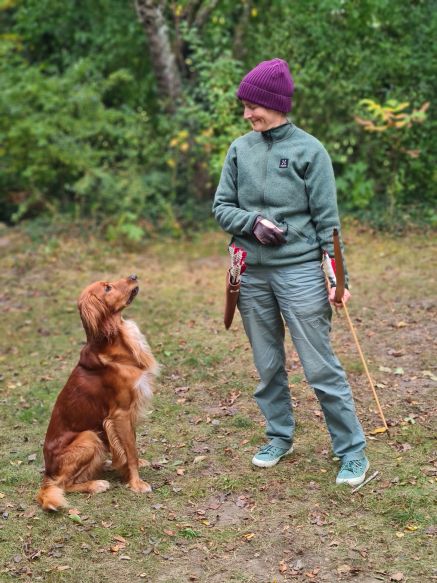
[336,460,370,486]
[252,445,294,468]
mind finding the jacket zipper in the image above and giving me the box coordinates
[259,133,273,263]
[261,132,273,207]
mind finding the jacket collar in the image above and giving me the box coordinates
[261,122,294,142]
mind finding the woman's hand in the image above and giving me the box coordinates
[329,287,351,308]
[253,218,286,245]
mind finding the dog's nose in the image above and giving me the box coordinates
[128,274,138,281]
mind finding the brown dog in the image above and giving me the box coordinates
[37,275,158,511]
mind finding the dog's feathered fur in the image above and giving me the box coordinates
[37,275,158,511]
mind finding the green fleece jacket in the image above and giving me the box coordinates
[212,122,349,284]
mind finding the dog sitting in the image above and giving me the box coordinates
[37,274,158,511]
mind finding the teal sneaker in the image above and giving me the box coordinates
[252,443,294,468]
[336,457,370,486]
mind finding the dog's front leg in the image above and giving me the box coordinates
[103,414,152,493]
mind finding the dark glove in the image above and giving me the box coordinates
[253,217,286,246]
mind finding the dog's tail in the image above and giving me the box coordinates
[36,477,67,511]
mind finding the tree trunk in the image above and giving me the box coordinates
[134,0,182,111]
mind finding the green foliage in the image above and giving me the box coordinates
[0,55,176,238]
[167,24,246,199]
[242,0,436,223]
[0,0,435,234]
[336,161,375,210]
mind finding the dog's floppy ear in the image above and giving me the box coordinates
[78,292,108,340]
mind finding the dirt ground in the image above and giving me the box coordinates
[0,225,436,582]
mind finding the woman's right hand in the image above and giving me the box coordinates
[253,218,286,245]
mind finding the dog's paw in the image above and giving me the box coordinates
[91,480,111,493]
[128,479,152,493]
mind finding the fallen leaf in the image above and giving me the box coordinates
[242,532,255,541]
[193,456,206,464]
[27,454,37,463]
[23,507,36,518]
[293,559,304,571]
[110,544,124,553]
[228,391,241,405]
[395,321,408,328]
[369,426,388,435]
[279,559,287,573]
[422,370,437,382]
[398,443,412,452]
[337,564,352,574]
[390,573,404,581]
[387,349,404,357]
[379,366,392,373]
[68,514,82,524]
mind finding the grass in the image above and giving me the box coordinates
[0,224,436,582]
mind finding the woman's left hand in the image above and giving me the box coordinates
[329,287,351,308]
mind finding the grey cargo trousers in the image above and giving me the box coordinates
[238,260,366,462]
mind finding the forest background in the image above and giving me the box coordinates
[0,0,436,241]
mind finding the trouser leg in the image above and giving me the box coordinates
[273,262,366,462]
[238,269,294,448]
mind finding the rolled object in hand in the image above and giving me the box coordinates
[224,269,240,330]
[333,228,345,303]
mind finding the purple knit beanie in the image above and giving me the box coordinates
[237,58,294,113]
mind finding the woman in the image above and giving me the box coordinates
[213,58,369,486]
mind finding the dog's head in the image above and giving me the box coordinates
[78,275,139,340]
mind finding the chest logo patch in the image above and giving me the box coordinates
[279,158,289,168]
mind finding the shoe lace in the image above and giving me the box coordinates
[341,459,363,473]
[259,444,285,456]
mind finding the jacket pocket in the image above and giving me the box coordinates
[285,222,317,245]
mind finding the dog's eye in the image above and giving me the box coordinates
[104,285,112,293]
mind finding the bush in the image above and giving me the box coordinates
[0,55,177,238]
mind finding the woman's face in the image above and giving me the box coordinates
[242,101,287,132]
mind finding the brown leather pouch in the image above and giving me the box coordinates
[224,269,240,329]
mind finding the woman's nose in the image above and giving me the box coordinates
[243,107,251,119]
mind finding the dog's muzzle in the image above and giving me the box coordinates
[127,286,139,304]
